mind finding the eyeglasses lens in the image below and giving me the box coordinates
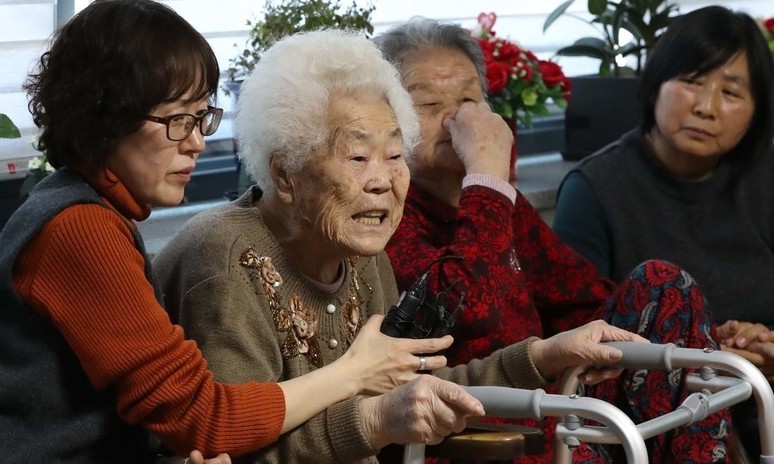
[167,109,222,141]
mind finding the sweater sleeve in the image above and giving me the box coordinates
[434,337,546,391]
[554,171,613,278]
[12,204,285,456]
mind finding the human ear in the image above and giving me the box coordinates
[269,154,294,204]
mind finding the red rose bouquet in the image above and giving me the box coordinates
[471,12,571,125]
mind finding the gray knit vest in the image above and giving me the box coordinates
[0,170,158,462]
[569,130,774,326]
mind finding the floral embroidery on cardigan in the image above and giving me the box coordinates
[343,257,365,345]
[239,247,323,367]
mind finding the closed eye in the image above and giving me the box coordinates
[679,77,699,85]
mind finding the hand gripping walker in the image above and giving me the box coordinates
[403,342,774,464]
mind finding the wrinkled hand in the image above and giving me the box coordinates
[717,319,773,347]
[529,320,648,384]
[719,320,774,379]
[359,375,485,449]
[338,315,453,395]
[187,450,231,464]
[443,102,513,181]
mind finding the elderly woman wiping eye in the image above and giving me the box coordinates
[152,29,643,464]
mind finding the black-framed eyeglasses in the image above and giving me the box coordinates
[144,105,223,141]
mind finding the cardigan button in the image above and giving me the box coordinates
[328,338,339,349]
[326,304,336,314]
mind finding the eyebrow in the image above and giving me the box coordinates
[407,76,479,93]
[346,126,403,142]
[723,74,749,87]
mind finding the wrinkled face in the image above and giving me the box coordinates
[400,46,485,178]
[651,52,754,174]
[287,91,409,258]
[108,97,207,206]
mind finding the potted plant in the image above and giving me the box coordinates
[543,0,680,160]
[223,0,375,196]
[544,0,680,76]
[224,0,375,96]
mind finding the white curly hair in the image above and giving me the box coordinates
[234,28,420,196]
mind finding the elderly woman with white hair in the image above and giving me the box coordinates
[153,29,643,463]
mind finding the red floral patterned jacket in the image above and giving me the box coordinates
[386,183,616,365]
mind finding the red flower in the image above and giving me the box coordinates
[514,59,533,82]
[765,17,774,35]
[497,40,522,62]
[538,60,565,88]
[485,61,511,93]
[477,38,495,62]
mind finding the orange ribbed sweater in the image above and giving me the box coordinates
[11,171,285,456]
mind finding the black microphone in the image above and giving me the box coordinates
[380,271,428,337]
[380,256,465,339]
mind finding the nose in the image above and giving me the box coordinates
[693,85,719,119]
[180,127,205,159]
[441,104,459,133]
[364,161,392,194]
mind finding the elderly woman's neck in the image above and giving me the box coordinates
[257,194,344,283]
[412,172,465,208]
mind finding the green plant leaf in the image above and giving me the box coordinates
[556,37,612,60]
[543,0,576,32]
[588,0,607,16]
[546,0,679,76]
[0,113,21,139]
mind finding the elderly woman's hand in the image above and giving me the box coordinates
[442,101,513,182]
[719,319,774,379]
[717,319,772,348]
[358,375,485,449]
[528,320,648,384]
[338,315,454,395]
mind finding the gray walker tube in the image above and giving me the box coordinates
[403,342,774,464]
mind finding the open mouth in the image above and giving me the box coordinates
[352,211,387,226]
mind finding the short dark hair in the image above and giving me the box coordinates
[640,5,774,164]
[24,0,220,172]
[373,17,488,96]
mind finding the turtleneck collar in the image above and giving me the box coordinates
[74,167,151,222]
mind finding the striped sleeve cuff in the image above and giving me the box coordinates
[462,173,517,204]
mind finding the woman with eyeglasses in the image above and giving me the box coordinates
[0,1,482,462]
